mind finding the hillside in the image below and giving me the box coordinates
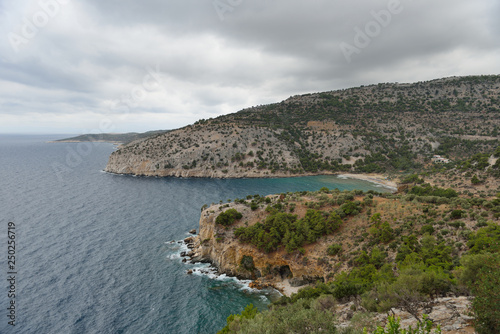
[183,180,500,333]
[105,75,500,178]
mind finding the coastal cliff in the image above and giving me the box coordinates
[188,200,326,287]
[105,75,500,178]
[105,125,310,178]
[187,185,500,333]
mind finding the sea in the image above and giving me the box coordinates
[0,134,391,334]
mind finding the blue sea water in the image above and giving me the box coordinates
[0,135,390,334]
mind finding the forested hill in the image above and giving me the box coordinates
[105,75,500,178]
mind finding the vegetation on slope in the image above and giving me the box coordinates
[108,75,500,177]
[213,176,500,333]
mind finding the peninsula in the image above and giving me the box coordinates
[105,75,500,179]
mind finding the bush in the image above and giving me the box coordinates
[410,185,458,198]
[467,224,500,254]
[218,304,258,334]
[235,209,343,253]
[347,312,378,333]
[240,255,255,271]
[457,253,500,290]
[457,253,500,334]
[421,224,435,235]
[362,266,449,321]
[289,283,332,304]
[401,174,425,184]
[449,209,465,219]
[234,299,337,334]
[372,315,441,334]
[471,265,500,333]
[369,214,394,243]
[216,208,243,226]
[332,280,365,300]
[337,200,362,217]
[327,244,342,256]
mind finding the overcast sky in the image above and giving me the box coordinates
[1,0,499,134]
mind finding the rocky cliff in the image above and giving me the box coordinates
[105,125,311,178]
[187,200,326,286]
[105,75,500,178]
[184,187,492,333]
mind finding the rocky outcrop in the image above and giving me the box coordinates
[336,296,474,334]
[186,202,325,284]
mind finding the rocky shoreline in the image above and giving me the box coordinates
[181,228,476,334]
[181,230,297,296]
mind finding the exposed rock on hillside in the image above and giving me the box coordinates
[187,201,325,283]
[335,296,474,334]
[106,75,500,177]
[185,183,500,333]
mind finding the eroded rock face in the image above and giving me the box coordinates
[104,125,309,178]
[188,203,324,282]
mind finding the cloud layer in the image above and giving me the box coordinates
[1,0,499,133]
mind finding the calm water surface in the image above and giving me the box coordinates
[0,135,389,334]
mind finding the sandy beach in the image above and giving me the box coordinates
[337,173,398,190]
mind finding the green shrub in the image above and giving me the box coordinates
[216,208,243,226]
[457,253,500,334]
[327,243,342,256]
[371,315,441,334]
[235,209,343,253]
[410,185,458,198]
[332,280,365,300]
[218,304,258,334]
[457,253,500,289]
[401,174,425,184]
[467,224,500,254]
[369,214,394,243]
[235,299,337,334]
[289,283,332,304]
[450,209,465,219]
[240,255,255,272]
[421,224,435,235]
[448,221,465,229]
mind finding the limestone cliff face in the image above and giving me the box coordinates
[105,75,500,178]
[105,125,311,178]
[189,202,325,284]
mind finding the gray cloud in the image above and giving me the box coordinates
[1,0,499,133]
